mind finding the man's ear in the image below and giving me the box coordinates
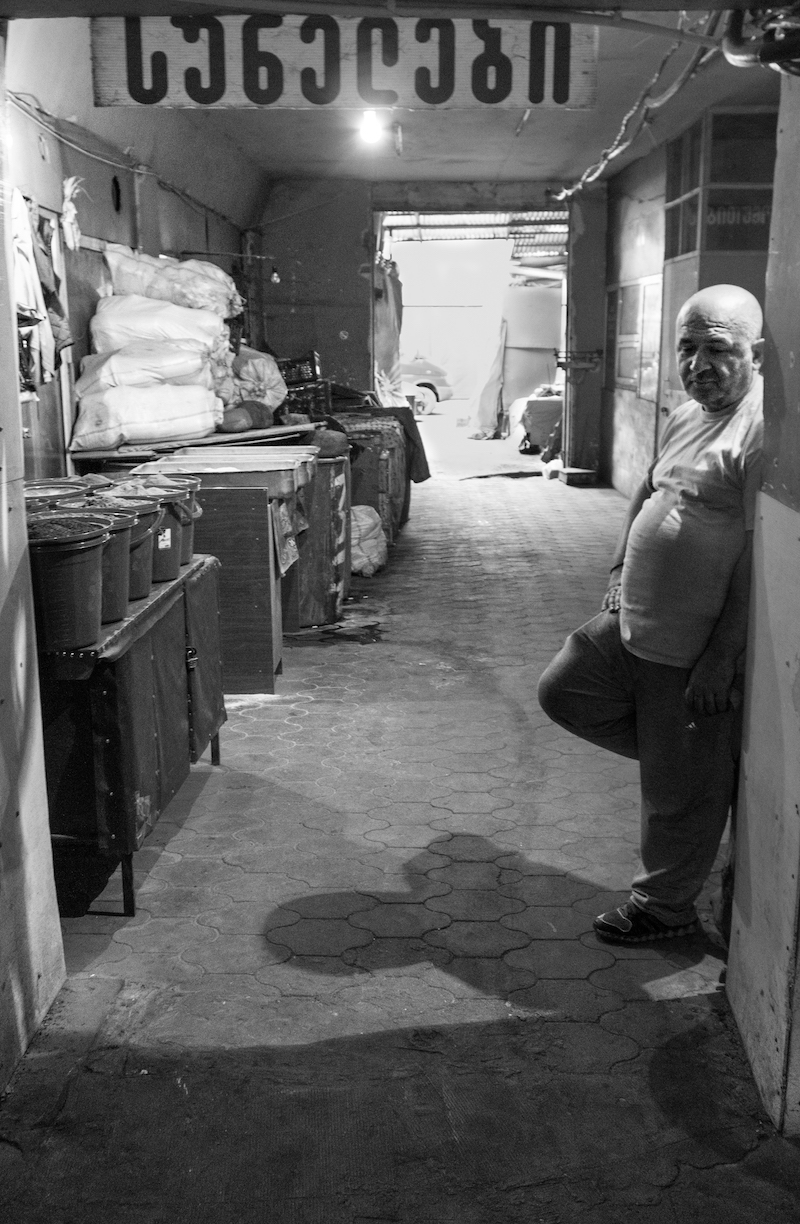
[752,337,765,369]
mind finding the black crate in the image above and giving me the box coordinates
[284,379,332,421]
[277,351,322,386]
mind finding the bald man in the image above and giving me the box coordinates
[538,285,764,943]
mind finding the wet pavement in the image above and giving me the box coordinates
[2,401,799,1222]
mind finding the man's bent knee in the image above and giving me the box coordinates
[537,648,579,729]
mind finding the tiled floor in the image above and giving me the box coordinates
[3,401,800,1222]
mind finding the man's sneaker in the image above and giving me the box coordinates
[593,901,699,944]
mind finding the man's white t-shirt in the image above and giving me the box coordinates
[620,375,764,668]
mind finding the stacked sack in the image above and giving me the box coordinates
[70,245,257,451]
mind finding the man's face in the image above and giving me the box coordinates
[676,310,761,412]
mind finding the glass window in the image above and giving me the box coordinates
[665,204,681,260]
[611,277,662,396]
[665,120,702,202]
[617,343,640,383]
[686,122,702,194]
[638,281,662,403]
[680,195,699,255]
[619,283,641,335]
[666,139,683,204]
[710,112,778,184]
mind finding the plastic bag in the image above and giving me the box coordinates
[90,294,226,352]
[229,351,288,411]
[103,244,245,317]
[76,341,212,397]
[70,384,223,451]
[350,505,388,577]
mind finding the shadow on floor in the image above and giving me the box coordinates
[2,984,799,1224]
[259,831,721,1005]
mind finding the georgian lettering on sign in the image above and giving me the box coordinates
[92,15,598,110]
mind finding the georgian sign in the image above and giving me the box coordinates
[91,15,598,110]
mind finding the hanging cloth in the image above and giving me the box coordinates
[11,188,56,384]
[30,209,73,363]
[470,319,507,439]
[373,259,404,395]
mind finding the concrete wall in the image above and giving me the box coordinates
[258,180,375,388]
[5,21,251,258]
[728,75,800,1135]
[502,283,562,407]
[603,149,665,495]
[6,18,268,233]
[258,179,562,392]
[0,23,65,1091]
[565,186,606,471]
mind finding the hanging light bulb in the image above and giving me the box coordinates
[360,110,383,144]
[270,266,281,284]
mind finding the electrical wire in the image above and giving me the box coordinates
[550,11,722,202]
[7,91,243,230]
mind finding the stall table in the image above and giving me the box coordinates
[282,455,351,630]
[141,450,318,693]
[38,555,225,914]
[333,413,408,544]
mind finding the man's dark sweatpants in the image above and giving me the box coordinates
[537,610,740,925]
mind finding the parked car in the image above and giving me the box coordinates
[399,358,454,409]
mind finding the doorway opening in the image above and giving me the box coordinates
[373,209,568,448]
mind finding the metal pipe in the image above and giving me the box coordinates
[191,0,722,50]
[722,8,800,68]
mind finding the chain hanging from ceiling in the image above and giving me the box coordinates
[549,10,723,202]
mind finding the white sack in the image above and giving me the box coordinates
[76,341,213,397]
[103,244,244,317]
[70,384,223,451]
[350,505,388,577]
[90,294,226,352]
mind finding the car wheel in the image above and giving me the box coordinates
[416,385,437,415]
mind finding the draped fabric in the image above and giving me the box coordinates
[373,258,403,395]
[470,318,508,438]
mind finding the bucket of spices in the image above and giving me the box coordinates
[24,478,91,514]
[60,500,139,622]
[26,512,111,651]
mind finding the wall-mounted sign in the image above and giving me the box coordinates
[91,15,598,110]
[705,189,773,252]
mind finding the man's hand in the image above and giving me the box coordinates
[684,649,739,715]
[602,565,623,613]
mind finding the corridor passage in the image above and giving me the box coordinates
[3,405,800,1222]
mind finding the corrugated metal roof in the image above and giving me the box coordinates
[382,210,569,263]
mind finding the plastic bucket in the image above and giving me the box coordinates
[174,477,202,564]
[135,475,201,564]
[27,513,111,651]
[149,489,189,582]
[106,496,163,600]
[60,502,137,623]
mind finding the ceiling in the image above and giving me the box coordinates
[177,17,780,188]
[4,5,782,194]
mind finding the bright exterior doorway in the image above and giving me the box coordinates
[375,209,568,445]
